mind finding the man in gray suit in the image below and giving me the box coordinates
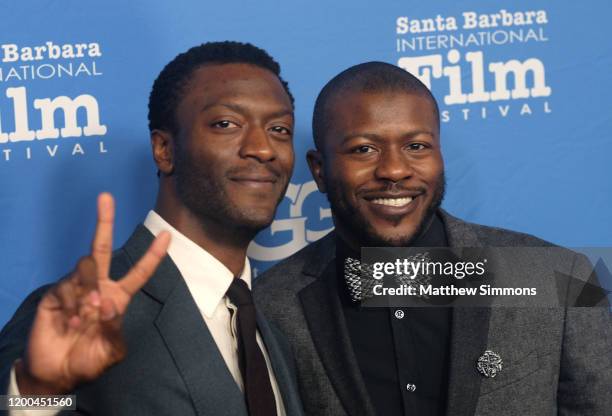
[0,42,302,415]
[254,62,612,415]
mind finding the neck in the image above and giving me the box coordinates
[335,213,438,252]
[154,192,254,277]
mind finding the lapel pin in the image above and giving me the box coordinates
[477,350,503,378]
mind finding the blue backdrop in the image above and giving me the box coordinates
[1,0,611,325]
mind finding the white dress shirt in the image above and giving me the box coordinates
[8,211,285,416]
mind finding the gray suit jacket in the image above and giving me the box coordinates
[0,225,303,416]
[253,211,612,416]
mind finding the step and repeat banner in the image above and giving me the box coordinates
[1,1,611,325]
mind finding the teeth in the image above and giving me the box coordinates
[371,197,413,207]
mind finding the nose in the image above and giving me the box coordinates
[238,125,277,162]
[374,150,413,182]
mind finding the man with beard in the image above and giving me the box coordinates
[254,62,612,415]
[0,42,303,416]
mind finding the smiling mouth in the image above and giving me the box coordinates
[370,197,413,207]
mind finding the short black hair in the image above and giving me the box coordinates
[312,61,439,150]
[148,41,294,133]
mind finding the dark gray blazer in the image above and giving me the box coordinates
[253,211,612,416]
[0,225,303,416]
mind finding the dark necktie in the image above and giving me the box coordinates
[226,278,277,416]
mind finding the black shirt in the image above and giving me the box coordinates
[335,214,452,416]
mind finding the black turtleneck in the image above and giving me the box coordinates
[335,213,452,416]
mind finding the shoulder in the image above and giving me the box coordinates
[109,246,136,281]
[108,225,155,280]
[2,243,136,333]
[253,231,334,299]
[465,223,554,247]
[442,211,595,280]
[441,210,558,248]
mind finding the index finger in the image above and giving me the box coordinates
[91,193,115,279]
[119,231,171,296]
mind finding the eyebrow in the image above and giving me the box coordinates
[342,130,435,142]
[201,102,294,120]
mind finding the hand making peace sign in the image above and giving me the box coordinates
[15,193,171,394]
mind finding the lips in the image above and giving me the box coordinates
[361,190,424,218]
[363,189,423,203]
[227,172,280,194]
[230,175,277,183]
[227,164,280,184]
[370,196,413,207]
[230,178,277,193]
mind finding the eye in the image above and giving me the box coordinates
[211,120,239,129]
[407,143,427,151]
[269,125,292,136]
[352,145,376,154]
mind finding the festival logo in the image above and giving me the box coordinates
[395,8,552,123]
[248,180,333,274]
[0,41,107,162]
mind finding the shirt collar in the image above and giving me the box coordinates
[334,211,449,306]
[143,210,251,318]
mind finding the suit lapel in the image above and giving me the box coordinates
[256,311,303,416]
[441,212,492,416]
[444,307,490,416]
[298,240,377,416]
[154,282,247,416]
[124,226,247,416]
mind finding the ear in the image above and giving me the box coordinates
[306,149,327,193]
[151,129,174,176]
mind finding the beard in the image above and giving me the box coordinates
[173,147,286,235]
[326,172,446,247]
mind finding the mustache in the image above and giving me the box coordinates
[357,183,428,196]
